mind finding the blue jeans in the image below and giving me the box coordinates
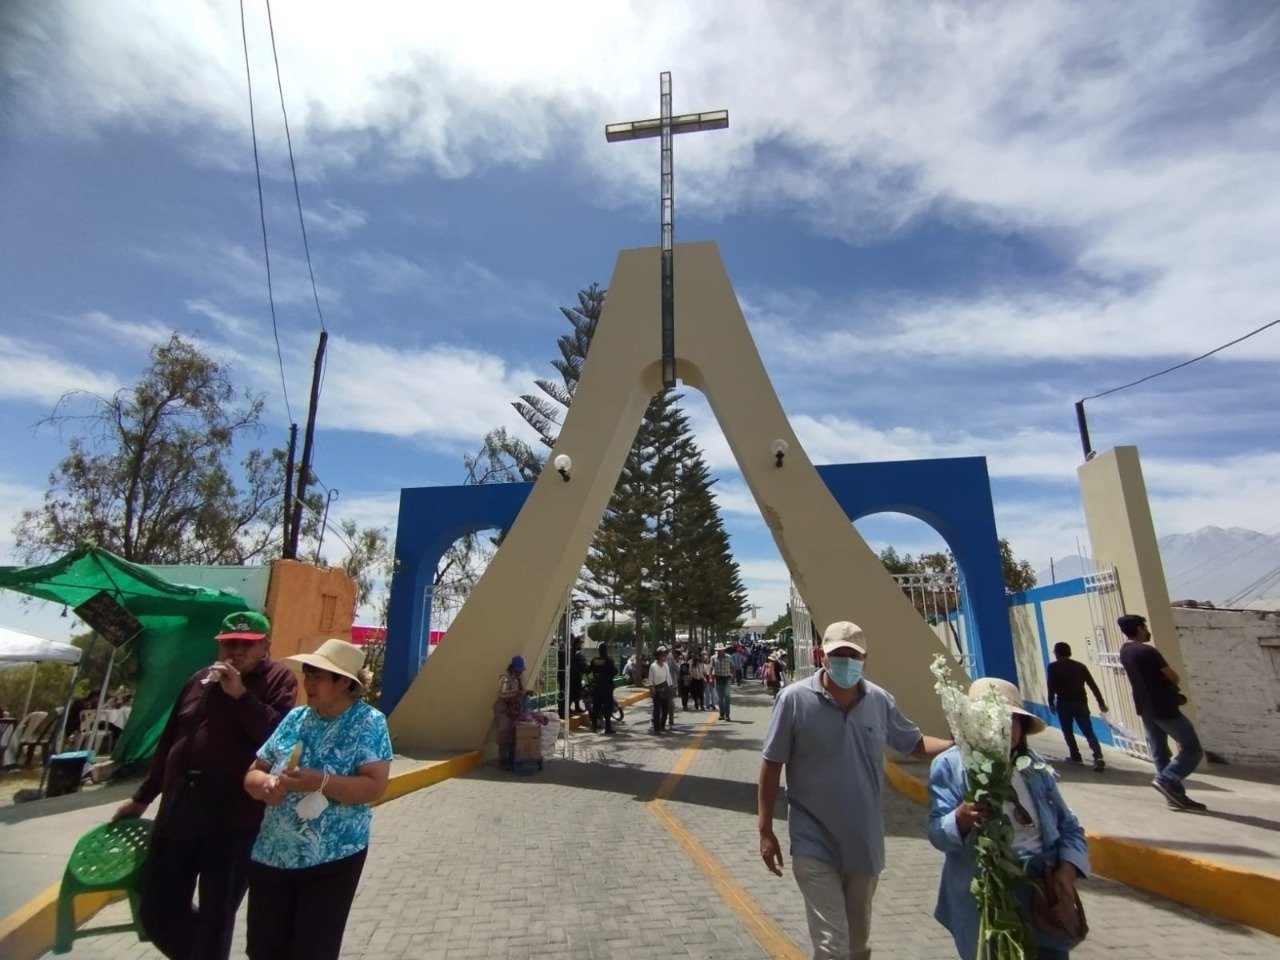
[1055,700,1102,761]
[716,677,732,718]
[1142,712,1203,786]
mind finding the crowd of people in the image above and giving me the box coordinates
[79,604,1196,960]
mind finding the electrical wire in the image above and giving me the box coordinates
[1079,317,1279,403]
[239,0,293,424]
[263,0,327,335]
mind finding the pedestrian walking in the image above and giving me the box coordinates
[588,642,617,734]
[1046,642,1107,770]
[928,677,1090,960]
[110,611,297,960]
[648,646,673,733]
[689,653,707,711]
[712,645,734,720]
[764,651,782,701]
[1116,613,1208,810]
[758,621,952,960]
[243,639,393,960]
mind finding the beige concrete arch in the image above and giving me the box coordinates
[388,241,947,752]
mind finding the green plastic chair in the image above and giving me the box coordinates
[53,818,153,954]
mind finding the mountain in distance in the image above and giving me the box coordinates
[1036,526,1280,607]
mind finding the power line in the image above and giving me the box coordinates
[1080,317,1280,403]
[239,0,293,424]
[263,0,327,335]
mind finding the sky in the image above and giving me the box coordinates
[1,1,1278,641]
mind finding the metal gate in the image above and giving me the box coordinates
[789,573,970,678]
[1081,566,1150,760]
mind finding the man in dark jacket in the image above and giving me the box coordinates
[1046,641,1108,770]
[111,611,298,960]
[588,642,617,734]
[1116,613,1207,811]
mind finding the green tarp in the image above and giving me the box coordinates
[0,546,251,770]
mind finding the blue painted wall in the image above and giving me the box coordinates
[384,456,1015,711]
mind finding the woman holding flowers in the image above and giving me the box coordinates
[928,675,1090,960]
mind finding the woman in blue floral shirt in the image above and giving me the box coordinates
[243,639,393,960]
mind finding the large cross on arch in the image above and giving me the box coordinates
[606,72,728,388]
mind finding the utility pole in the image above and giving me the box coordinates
[289,330,328,558]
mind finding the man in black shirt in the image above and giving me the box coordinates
[1116,613,1207,811]
[1046,642,1107,770]
[587,642,617,734]
[111,611,298,959]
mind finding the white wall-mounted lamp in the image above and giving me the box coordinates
[554,454,572,482]
[772,439,788,467]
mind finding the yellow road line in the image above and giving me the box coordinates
[646,714,808,960]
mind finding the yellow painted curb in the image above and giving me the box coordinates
[377,751,482,805]
[884,760,1280,936]
[0,751,485,960]
[0,880,125,960]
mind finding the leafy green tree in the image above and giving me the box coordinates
[15,334,280,565]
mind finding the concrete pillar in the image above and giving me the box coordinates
[1078,446,1193,715]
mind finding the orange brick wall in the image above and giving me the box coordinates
[264,560,357,705]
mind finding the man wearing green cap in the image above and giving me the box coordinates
[111,610,297,960]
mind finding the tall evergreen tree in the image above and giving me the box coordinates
[512,285,747,655]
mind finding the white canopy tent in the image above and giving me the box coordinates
[0,626,81,670]
[0,626,83,756]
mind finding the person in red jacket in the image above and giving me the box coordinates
[111,611,298,960]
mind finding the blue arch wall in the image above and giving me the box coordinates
[814,458,1015,682]
[383,456,1013,712]
[382,482,532,712]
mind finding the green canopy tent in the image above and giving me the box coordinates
[0,546,252,771]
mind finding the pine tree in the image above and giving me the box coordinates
[513,285,747,657]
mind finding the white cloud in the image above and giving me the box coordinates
[317,336,539,442]
[0,335,120,405]
[10,3,1277,365]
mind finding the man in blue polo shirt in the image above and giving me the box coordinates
[757,621,952,960]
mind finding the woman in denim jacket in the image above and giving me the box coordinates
[928,678,1090,960]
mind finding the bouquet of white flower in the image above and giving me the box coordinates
[930,654,1036,960]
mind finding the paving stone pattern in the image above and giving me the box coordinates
[45,683,1278,959]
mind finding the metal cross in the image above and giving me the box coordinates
[606,72,728,388]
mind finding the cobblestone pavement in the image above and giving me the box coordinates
[45,683,1279,959]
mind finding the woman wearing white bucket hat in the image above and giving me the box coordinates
[928,677,1090,960]
[242,638,393,960]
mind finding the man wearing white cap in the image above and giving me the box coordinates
[758,621,952,960]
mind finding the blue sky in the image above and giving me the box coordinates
[2,1,1278,638]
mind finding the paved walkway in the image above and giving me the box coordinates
[20,684,1280,959]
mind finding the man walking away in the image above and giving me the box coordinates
[588,642,616,734]
[1116,613,1207,811]
[1046,641,1108,771]
[712,645,734,720]
[111,612,297,960]
[758,621,952,960]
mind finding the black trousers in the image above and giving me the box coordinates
[652,688,670,730]
[139,829,255,960]
[247,847,368,960]
[589,687,614,731]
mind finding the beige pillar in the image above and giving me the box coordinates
[388,242,948,752]
[1078,446,1192,714]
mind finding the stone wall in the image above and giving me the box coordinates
[1173,606,1280,764]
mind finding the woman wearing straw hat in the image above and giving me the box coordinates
[242,638,393,960]
[928,678,1090,960]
